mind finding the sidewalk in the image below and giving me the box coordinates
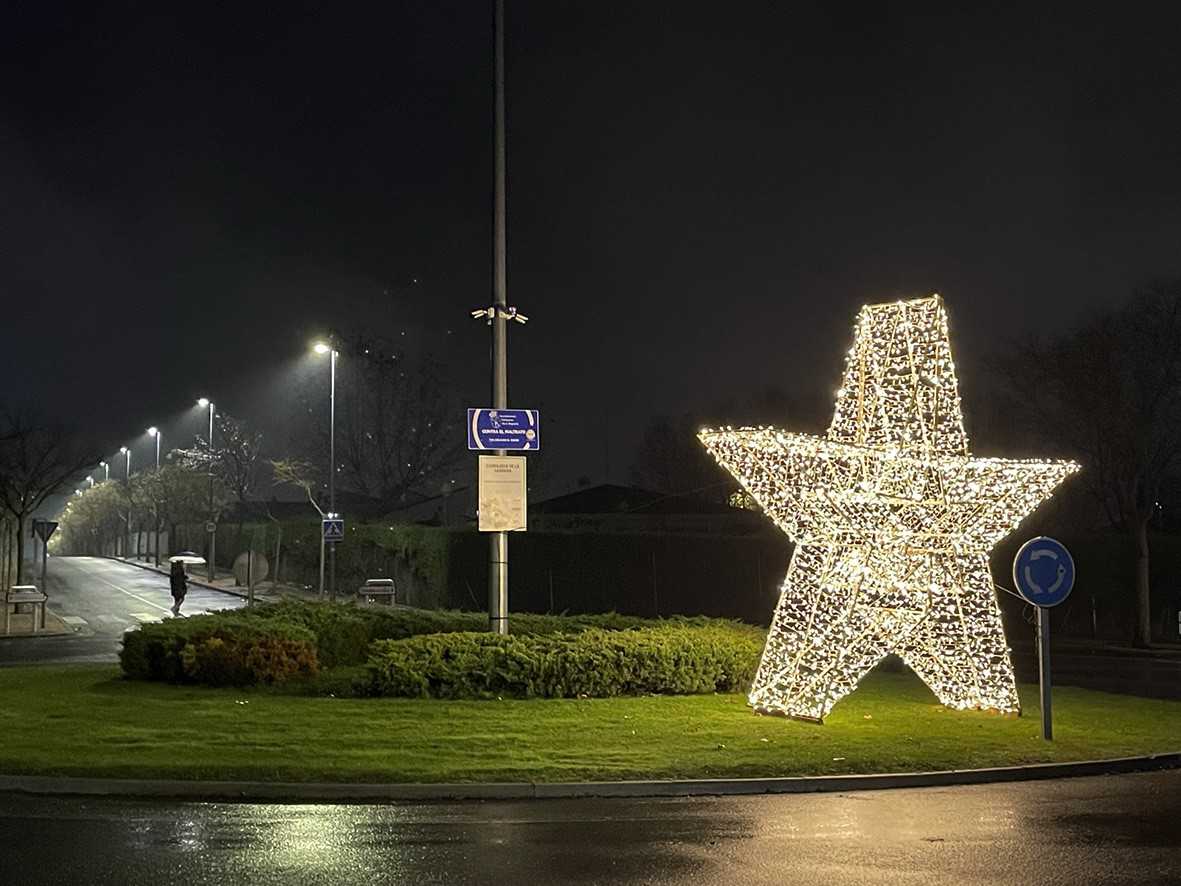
[0,607,72,639]
[113,557,321,604]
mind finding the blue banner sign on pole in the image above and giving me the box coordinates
[467,408,540,451]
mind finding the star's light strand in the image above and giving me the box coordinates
[700,294,1078,722]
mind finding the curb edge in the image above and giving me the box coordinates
[2,752,1177,803]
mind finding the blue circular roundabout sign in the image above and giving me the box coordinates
[1013,536,1076,608]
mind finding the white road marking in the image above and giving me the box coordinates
[95,615,125,625]
[53,557,240,619]
[61,616,88,626]
[130,612,161,623]
[67,562,173,613]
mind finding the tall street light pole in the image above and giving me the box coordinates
[147,427,162,566]
[198,398,216,581]
[120,446,131,558]
[489,0,509,635]
[313,342,338,600]
[100,461,109,482]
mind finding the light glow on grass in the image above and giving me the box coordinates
[0,665,1176,784]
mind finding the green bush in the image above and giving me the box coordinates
[121,601,764,694]
[239,603,488,667]
[120,615,319,687]
[365,624,763,700]
[233,601,754,668]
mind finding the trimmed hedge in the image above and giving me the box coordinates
[234,602,743,668]
[365,625,764,699]
[120,615,318,687]
[120,601,765,695]
[240,603,487,667]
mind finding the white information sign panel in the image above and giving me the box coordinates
[478,455,527,532]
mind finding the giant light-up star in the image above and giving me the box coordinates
[700,294,1078,722]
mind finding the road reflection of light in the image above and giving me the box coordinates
[123,814,208,853]
[976,800,1020,833]
[174,817,206,852]
[228,803,416,880]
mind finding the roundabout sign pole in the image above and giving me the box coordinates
[1013,536,1076,741]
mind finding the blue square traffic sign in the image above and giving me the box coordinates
[322,518,345,543]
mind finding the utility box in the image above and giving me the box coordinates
[357,578,399,606]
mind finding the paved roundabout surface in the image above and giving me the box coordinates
[2,770,1179,885]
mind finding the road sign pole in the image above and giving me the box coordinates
[318,534,326,598]
[489,0,509,637]
[1037,606,1052,741]
[1014,536,1074,742]
[40,537,48,629]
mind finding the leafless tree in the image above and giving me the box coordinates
[298,336,463,511]
[271,458,324,518]
[999,281,1181,646]
[177,411,263,545]
[630,389,821,502]
[631,414,735,502]
[0,409,95,584]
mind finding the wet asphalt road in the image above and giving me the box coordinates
[0,556,245,665]
[0,770,1178,885]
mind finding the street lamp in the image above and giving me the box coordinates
[86,475,95,488]
[99,461,109,482]
[147,427,161,468]
[197,398,216,581]
[146,427,162,566]
[119,447,131,558]
[312,340,338,599]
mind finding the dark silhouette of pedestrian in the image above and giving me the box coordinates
[169,560,188,617]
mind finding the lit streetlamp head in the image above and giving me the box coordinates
[99,461,107,468]
[313,342,331,355]
[197,397,210,408]
[119,447,128,454]
[147,427,159,437]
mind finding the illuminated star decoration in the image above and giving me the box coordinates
[699,295,1078,722]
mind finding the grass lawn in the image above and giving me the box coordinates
[0,665,1177,783]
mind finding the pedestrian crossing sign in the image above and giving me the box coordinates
[322,518,345,543]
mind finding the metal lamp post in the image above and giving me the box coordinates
[100,461,109,482]
[120,446,131,558]
[313,342,338,600]
[198,398,216,581]
[147,427,162,566]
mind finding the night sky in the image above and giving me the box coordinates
[3,4,1179,498]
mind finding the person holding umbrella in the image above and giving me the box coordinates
[169,559,188,616]
[167,552,206,616]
